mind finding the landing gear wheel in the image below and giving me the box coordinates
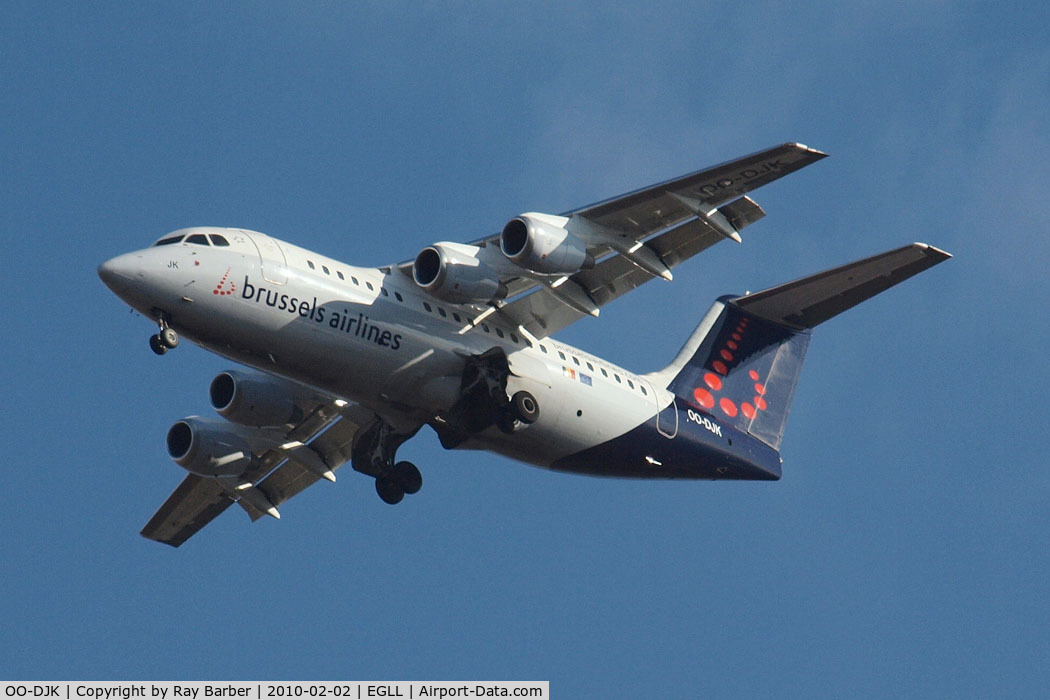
[149,334,168,355]
[375,476,405,505]
[394,461,422,495]
[511,391,540,424]
[160,327,179,349]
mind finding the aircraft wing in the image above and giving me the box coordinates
[140,475,236,548]
[141,399,372,547]
[397,143,826,339]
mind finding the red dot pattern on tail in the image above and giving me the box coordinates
[691,314,771,421]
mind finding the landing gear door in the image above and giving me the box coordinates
[507,349,552,389]
[240,229,288,285]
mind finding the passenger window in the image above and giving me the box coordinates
[572,356,580,366]
[453,313,462,323]
[209,234,230,247]
[366,281,374,291]
[601,368,608,377]
[640,385,648,396]
[381,287,388,296]
[337,271,345,280]
[482,324,490,333]
[510,333,519,344]
[558,351,566,361]
[322,266,330,275]
[495,328,504,338]
[586,362,594,371]
[540,346,548,354]
[186,234,209,246]
[395,292,403,302]
[438,307,447,318]
[627,379,635,389]
[614,374,622,383]
[423,302,432,312]
[308,260,316,270]
[351,276,359,285]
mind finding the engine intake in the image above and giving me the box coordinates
[413,242,507,304]
[210,370,305,427]
[166,418,253,478]
[500,214,594,275]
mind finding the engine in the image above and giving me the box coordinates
[210,370,306,427]
[166,418,254,478]
[413,242,507,304]
[500,214,594,275]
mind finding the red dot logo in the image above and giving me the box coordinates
[712,360,728,375]
[212,267,236,296]
[755,396,767,411]
[742,402,756,420]
[749,370,759,381]
[719,397,738,418]
[693,388,715,409]
[754,382,766,395]
[704,372,723,391]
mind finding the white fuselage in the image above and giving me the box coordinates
[100,227,671,470]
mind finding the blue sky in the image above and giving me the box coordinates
[2,1,1048,696]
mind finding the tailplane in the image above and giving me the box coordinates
[659,242,951,450]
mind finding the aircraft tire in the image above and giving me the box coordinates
[149,335,168,355]
[161,327,179,348]
[511,391,539,424]
[375,476,405,505]
[394,461,422,495]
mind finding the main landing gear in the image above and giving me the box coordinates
[496,390,540,434]
[149,315,179,355]
[352,418,423,505]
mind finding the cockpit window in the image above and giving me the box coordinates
[153,235,184,246]
[209,234,230,247]
[186,234,210,245]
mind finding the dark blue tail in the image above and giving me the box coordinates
[666,298,810,450]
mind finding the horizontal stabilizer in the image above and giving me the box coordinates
[731,243,951,329]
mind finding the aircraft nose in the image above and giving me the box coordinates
[98,253,141,294]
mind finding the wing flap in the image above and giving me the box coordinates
[732,243,952,329]
[252,411,366,514]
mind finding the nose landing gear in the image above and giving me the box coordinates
[149,316,179,355]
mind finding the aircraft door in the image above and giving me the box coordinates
[240,229,288,284]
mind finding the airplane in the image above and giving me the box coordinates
[98,143,950,547]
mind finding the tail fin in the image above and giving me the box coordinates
[661,242,951,450]
[667,301,809,450]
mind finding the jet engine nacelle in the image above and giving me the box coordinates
[210,370,305,428]
[500,214,594,275]
[166,417,254,478]
[413,242,508,304]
